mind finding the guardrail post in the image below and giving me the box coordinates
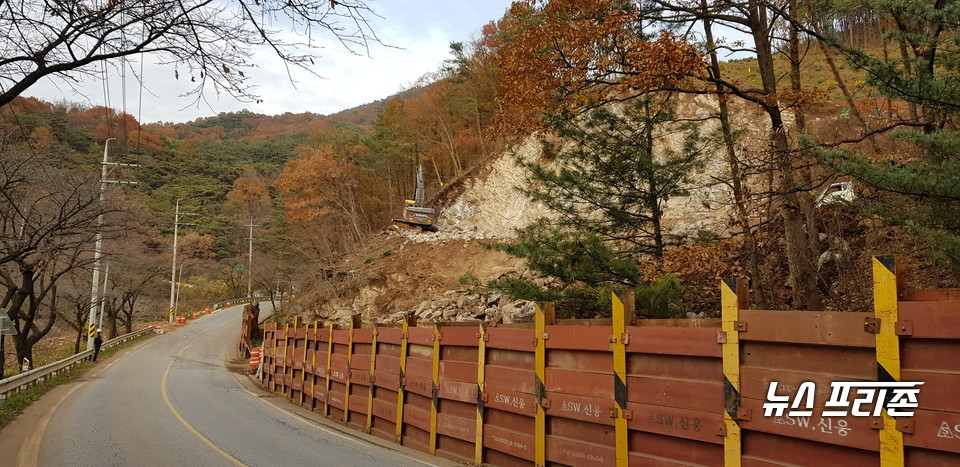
[395,313,413,443]
[365,323,378,433]
[309,321,318,410]
[300,321,310,406]
[280,323,290,396]
[475,321,487,465]
[721,277,747,467]
[269,325,278,393]
[290,317,301,399]
[612,290,634,467]
[534,302,555,467]
[429,321,441,454]
[873,255,905,466]
[324,323,335,417]
[344,315,359,423]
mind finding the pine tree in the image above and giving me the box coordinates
[488,97,710,316]
[516,97,710,260]
[813,0,960,273]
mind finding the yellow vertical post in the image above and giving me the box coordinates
[291,317,301,401]
[474,322,487,465]
[281,323,290,396]
[395,316,411,443]
[310,321,319,411]
[365,324,378,433]
[344,317,357,424]
[269,324,279,393]
[873,255,904,466]
[300,320,309,406]
[612,290,634,467]
[721,278,744,467]
[324,323,335,417]
[429,322,441,454]
[534,302,554,467]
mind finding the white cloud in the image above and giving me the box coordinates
[20,1,513,124]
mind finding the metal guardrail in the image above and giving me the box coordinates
[0,326,156,403]
[212,296,288,310]
[211,296,280,310]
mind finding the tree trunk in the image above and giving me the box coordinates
[788,1,824,301]
[14,334,32,370]
[750,0,823,309]
[642,102,665,257]
[702,2,768,308]
[898,39,920,122]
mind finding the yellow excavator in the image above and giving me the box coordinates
[393,165,438,231]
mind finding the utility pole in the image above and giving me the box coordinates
[246,220,259,297]
[169,199,197,323]
[98,263,110,331]
[87,139,139,349]
[174,263,184,318]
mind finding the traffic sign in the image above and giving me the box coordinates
[0,312,16,335]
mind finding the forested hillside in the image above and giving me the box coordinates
[5,0,960,375]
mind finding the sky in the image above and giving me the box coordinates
[22,1,515,124]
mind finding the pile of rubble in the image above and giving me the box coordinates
[391,224,498,243]
[381,289,536,325]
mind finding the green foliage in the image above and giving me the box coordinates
[635,276,688,319]
[485,275,688,319]
[907,223,960,275]
[187,276,231,303]
[695,229,721,243]
[486,277,562,302]
[458,272,479,286]
[518,98,710,257]
[810,0,960,274]
[489,224,643,287]
[486,96,708,318]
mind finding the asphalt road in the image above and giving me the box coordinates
[35,305,439,467]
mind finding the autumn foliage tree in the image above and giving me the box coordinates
[274,144,364,258]
[490,0,702,133]
[225,167,273,220]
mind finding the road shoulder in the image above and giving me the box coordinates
[0,334,159,466]
[228,366,458,467]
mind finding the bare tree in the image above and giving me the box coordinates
[0,153,113,370]
[0,0,383,107]
[53,271,92,354]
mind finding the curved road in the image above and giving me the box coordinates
[32,305,440,466]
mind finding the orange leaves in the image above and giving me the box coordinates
[641,236,748,289]
[274,144,352,223]
[776,88,828,111]
[127,129,162,152]
[177,232,216,259]
[27,126,56,150]
[492,0,703,132]
[226,176,269,206]
[226,173,272,219]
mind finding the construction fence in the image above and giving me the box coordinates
[259,256,960,466]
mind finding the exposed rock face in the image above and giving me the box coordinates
[297,95,783,327]
[379,289,536,325]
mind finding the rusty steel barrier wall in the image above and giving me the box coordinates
[259,256,960,466]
